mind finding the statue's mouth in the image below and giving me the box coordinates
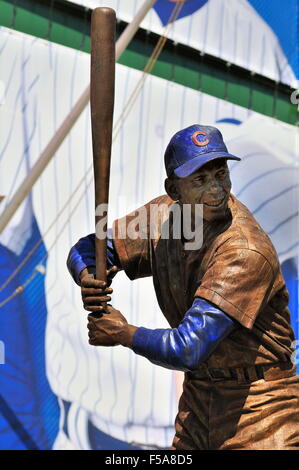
[203,196,226,208]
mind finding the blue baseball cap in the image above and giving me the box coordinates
[164,124,241,178]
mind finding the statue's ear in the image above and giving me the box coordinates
[164,178,180,201]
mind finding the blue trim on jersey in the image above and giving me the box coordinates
[216,118,242,125]
[67,232,122,285]
[248,0,299,79]
[132,298,235,371]
[0,217,59,450]
[153,0,208,27]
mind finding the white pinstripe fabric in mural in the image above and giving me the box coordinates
[0,26,298,449]
[67,0,298,87]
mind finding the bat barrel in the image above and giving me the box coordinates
[90,8,116,282]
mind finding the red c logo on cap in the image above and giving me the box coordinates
[192,131,210,147]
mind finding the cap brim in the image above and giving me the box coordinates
[173,152,241,178]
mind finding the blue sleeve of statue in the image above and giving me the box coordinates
[66,230,122,285]
[132,298,235,371]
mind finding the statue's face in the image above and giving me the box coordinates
[173,159,232,221]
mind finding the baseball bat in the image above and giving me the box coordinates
[90,8,116,283]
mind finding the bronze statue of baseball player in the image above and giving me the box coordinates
[67,124,299,450]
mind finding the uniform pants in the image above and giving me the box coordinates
[172,373,299,450]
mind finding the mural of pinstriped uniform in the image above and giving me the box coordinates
[0,0,298,450]
[69,0,298,86]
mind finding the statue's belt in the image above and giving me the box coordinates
[186,361,296,383]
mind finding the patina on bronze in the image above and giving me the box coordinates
[79,124,299,450]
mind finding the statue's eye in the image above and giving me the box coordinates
[194,176,205,183]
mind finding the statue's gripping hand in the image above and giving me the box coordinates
[80,274,112,314]
[87,305,137,348]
